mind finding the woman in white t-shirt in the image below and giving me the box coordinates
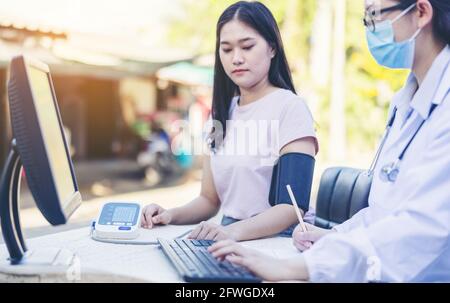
[141,1,318,241]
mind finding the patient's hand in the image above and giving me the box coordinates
[292,223,334,252]
[188,221,237,241]
[141,203,172,228]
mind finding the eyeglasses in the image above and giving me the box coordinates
[363,3,413,32]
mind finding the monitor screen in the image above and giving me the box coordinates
[27,67,75,208]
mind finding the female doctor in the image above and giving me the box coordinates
[209,0,450,282]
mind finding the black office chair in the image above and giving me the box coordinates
[314,167,372,229]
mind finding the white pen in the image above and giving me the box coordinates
[286,184,307,232]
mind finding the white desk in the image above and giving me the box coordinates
[0,225,300,283]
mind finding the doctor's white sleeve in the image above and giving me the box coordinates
[302,122,450,282]
[332,206,371,232]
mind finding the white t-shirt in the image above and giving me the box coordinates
[210,88,318,220]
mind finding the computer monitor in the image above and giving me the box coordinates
[8,55,81,223]
[0,55,82,264]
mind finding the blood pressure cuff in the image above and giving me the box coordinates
[268,153,315,213]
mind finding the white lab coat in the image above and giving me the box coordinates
[303,45,450,282]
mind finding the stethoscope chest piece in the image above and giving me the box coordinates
[375,104,438,184]
[379,160,400,183]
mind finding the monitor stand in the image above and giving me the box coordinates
[0,139,76,269]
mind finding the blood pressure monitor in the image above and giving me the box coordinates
[94,202,142,240]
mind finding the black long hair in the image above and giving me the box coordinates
[397,0,450,45]
[208,1,296,151]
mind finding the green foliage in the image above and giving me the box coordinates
[345,0,408,153]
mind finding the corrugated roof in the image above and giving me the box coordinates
[0,26,194,79]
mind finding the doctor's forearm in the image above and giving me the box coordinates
[227,204,299,241]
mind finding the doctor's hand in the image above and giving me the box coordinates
[141,203,172,229]
[292,223,334,252]
[188,221,237,241]
[208,240,306,282]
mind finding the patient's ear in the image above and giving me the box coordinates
[270,46,276,59]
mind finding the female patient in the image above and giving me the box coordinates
[141,1,318,241]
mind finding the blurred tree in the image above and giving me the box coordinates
[344,0,408,160]
[166,0,315,64]
[329,0,347,161]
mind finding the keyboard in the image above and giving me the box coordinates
[158,238,261,283]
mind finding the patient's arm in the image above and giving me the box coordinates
[224,204,300,241]
[168,155,221,225]
[142,155,220,228]
[224,137,317,241]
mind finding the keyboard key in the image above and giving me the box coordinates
[182,241,227,276]
[175,241,214,276]
[197,250,223,276]
[190,240,203,247]
[199,240,214,246]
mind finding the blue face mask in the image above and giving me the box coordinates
[366,4,421,69]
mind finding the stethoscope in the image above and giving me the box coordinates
[368,104,438,183]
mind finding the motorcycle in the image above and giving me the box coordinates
[137,131,180,185]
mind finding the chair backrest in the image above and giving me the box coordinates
[314,167,372,229]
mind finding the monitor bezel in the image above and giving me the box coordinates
[8,55,81,224]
